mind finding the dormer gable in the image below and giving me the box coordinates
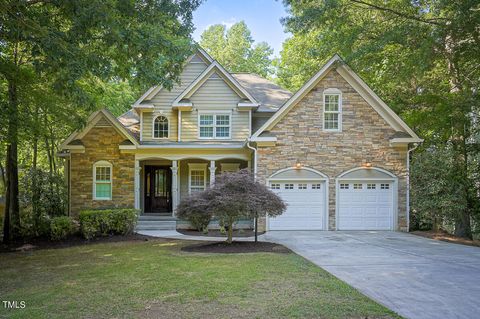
[172,61,259,111]
[132,48,214,111]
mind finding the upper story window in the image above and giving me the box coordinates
[199,113,231,139]
[153,115,169,139]
[323,88,342,132]
[93,161,112,200]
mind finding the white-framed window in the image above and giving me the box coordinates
[367,183,376,189]
[270,183,280,190]
[153,115,169,139]
[381,183,390,190]
[353,183,363,190]
[312,183,322,189]
[323,88,342,131]
[188,163,207,193]
[340,183,349,189]
[198,113,231,139]
[285,183,294,190]
[93,161,112,200]
[298,183,307,189]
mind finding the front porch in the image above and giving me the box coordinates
[134,151,252,216]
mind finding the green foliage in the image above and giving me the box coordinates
[411,146,468,231]
[16,168,67,238]
[1,0,202,241]
[79,209,139,240]
[19,210,51,239]
[200,21,274,77]
[20,168,67,218]
[50,216,78,241]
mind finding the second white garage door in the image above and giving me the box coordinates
[337,182,394,230]
[268,181,326,230]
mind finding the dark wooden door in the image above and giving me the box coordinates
[144,166,172,213]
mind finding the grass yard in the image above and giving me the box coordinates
[0,238,401,319]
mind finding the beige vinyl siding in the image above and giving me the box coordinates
[142,57,208,141]
[142,110,178,140]
[179,159,210,201]
[181,77,250,141]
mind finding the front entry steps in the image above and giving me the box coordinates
[136,214,176,231]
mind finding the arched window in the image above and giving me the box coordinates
[93,161,112,200]
[153,115,169,139]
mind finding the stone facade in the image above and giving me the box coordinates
[256,68,408,231]
[70,125,135,216]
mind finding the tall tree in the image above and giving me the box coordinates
[0,0,201,242]
[200,21,274,77]
[279,0,480,238]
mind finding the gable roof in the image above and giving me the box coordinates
[60,109,139,150]
[132,48,214,108]
[172,61,259,107]
[252,54,422,143]
[232,73,292,112]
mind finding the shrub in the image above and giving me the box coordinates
[79,209,138,239]
[50,216,77,241]
[19,208,51,238]
[177,191,213,232]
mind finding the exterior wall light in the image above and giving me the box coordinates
[363,162,373,168]
[295,162,302,169]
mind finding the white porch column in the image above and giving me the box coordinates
[209,160,216,186]
[171,160,179,214]
[134,160,141,210]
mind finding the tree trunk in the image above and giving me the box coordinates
[4,80,20,241]
[454,213,471,239]
[227,219,233,244]
[2,146,12,243]
[254,216,258,243]
[32,131,38,169]
[0,160,5,190]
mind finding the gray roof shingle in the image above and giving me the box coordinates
[232,73,292,112]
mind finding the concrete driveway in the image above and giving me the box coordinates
[263,231,480,319]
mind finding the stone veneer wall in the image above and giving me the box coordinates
[256,68,408,231]
[70,126,135,216]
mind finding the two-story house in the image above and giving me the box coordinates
[59,48,422,232]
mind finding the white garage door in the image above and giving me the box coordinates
[338,182,393,230]
[269,181,326,230]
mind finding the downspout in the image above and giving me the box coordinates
[246,139,257,179]
[178,110,182,142]
[246,139,258,238]
[406,142,420,232]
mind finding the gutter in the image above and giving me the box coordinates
[245,139,257,179]
[246,138,258,235]
[406,142,420,232]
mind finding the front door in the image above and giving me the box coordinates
[144,166,172,213]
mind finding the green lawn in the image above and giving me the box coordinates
[0,238,400,319]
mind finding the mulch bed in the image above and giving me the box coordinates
[177,229,264,238]
[0,233,155,253]
[181,241,290,254]
[412,230,480,247]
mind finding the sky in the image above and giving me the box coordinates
[192,0,291,57]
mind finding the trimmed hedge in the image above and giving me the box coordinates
[50,216,77,241]
[79,209,139,239]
